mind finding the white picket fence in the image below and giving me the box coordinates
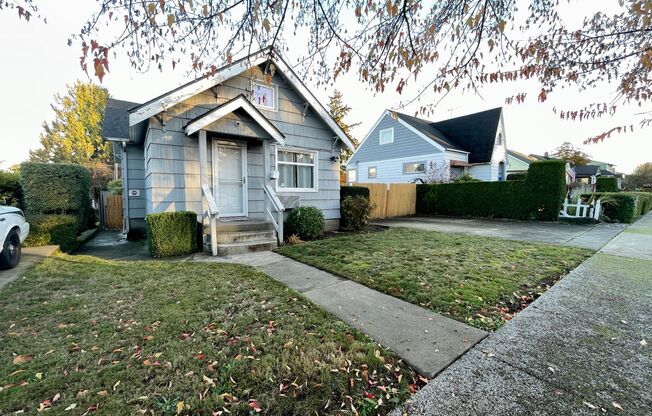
[559,198,601,220]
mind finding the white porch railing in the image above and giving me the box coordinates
[263,184,285,244]
[201,184,219,256]
[560,198,601,221]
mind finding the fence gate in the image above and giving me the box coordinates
[357,183,416,219]
[100,191,123,230]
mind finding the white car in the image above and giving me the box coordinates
[0,206,30,270]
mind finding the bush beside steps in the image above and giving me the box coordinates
[146,211,199,258]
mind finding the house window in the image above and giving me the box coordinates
[403,161,425,174]
[379,128,394,145]
[348,170,357,183]
[368,166,377,178]
[251,82,277,111]
[277,148,318,191]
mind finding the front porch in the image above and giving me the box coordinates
[189,95,287,256]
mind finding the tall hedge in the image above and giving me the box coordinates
[20,162,94,245]
[596,177,618,193]
[417,160,567,221]
[0,171,22,208]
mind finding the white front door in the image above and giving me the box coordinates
[213,141,247,217]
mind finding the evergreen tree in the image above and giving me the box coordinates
[30,81,110,164]
[328,90,360,164]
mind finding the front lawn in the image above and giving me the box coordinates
[0,256,421,415]
[278,228,593,331]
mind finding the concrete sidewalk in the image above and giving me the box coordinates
[393,212,652,415]
[192,251,487,378]
[0,245,58,291]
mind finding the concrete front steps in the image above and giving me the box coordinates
[204,219,278,256]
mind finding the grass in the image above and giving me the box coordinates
[0,255,422,415]
[278,228,593,331]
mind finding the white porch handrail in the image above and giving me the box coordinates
[201,184,219,256]
[263,184,285,244]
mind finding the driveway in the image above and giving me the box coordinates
[392,212,652,415]
[374,217,626,250]
[0,245,58,291]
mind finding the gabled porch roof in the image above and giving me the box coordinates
[184,95,286,146]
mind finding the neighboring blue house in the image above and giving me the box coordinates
[346,108,508,183]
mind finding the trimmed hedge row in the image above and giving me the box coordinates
[506,172,526,181]
[584,192,652,223]
[417,160,567,221]
[146,211,198,258]
[0,171,22,208]
[596,177,618,193]
[23,214,80,251]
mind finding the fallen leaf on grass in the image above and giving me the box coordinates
[640,339,647,347]
[35,372,43,379]
[248,399,261,412]
[583,401,597,409]
[612,402,623,410]
[65,403,77,411]
[112,380,120,391]
[97,390,109,397]
[13,355,32,365]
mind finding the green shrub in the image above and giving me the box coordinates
[23,214,79,251]
[596,177,618,193]
[0,171,22,208]
[107,179,123,195]
[583,192,652,223]
[340,185,370,200]
[506,172,527,181]
[286,206,325,240]
[417,161,567,221]
[341,195,374,231]
[453,173,480,183]
[20,162,93,230]
[146,211,198,258]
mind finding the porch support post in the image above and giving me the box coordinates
[263,140,270,185]
[198,130,217,255]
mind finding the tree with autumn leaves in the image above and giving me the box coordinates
[3,0,651,142]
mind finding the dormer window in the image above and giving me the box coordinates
[251,82,277,111]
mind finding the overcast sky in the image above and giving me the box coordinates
[1,1,649,174]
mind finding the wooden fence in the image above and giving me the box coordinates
[356,183,416,219]
[100,191,123,230]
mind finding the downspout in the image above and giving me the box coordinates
[122,142,130,235]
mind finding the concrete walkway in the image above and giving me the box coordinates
[374,217,626,250]
[73,230,150,260]
[0,245,58,291]
[192,250,487,378]
[392,212,652,415]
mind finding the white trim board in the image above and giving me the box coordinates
[185,95,285,146]
[129,47,355,152]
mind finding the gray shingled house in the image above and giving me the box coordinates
[346,108,508,183]
[101,47,354,255]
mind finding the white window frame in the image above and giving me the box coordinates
[379,127,394,145]
[403,161,426,174]
[275,147,319,193]
[368,166,377,178]
[251,81,278,112]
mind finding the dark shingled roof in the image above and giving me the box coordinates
[393,112,467,152]
[600,169,615,177]
[573,165,601,177]
[394,108,503,163]
[102,98,141,140]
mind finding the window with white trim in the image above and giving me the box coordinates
[368,166,377,178]
[379,128,394,145]
[347,170,357,183]
[403,161,425,174]
[251,82,278,111]
[277,148,318,191]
